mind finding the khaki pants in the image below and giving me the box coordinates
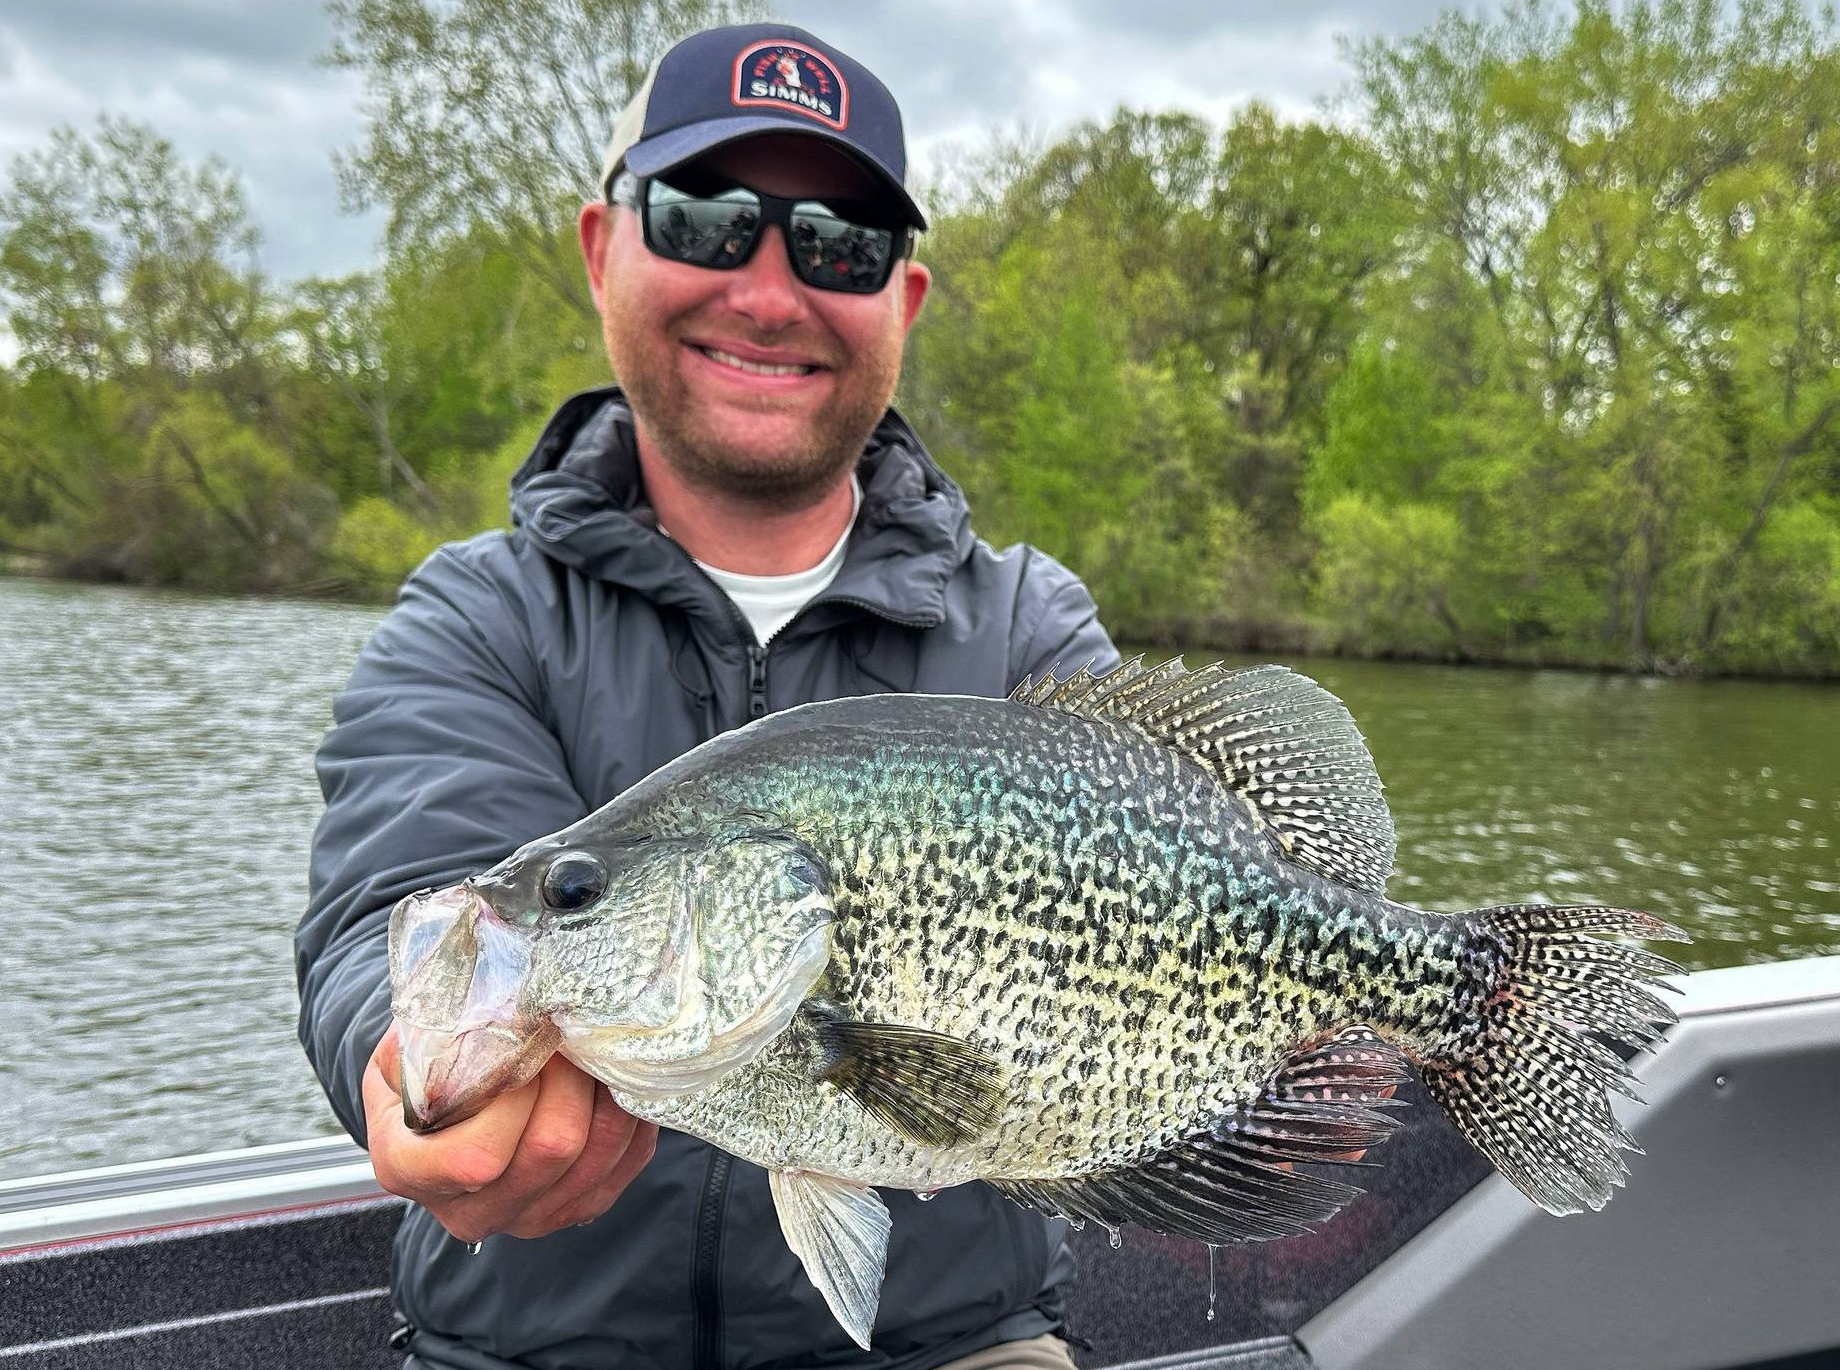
[934,1334,1079,1370]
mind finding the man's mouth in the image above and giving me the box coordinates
[694,344,819,378]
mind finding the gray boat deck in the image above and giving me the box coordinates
[3,957,1836,1370]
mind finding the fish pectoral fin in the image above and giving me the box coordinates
[990,1028,1411,1246]
[769,1169,891,1350]
[801,1005,1009,1148]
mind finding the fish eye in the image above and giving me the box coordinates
[540,852,608,912]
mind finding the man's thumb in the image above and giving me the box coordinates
[371,1024,402,1093]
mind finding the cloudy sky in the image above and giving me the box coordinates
[0,0,1501,283]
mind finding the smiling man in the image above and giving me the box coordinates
[297,21,1116,1370]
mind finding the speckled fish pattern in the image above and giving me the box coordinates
[601,690,1543,1187]
[395,659,1686,1347]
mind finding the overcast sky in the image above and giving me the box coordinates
[0,0,1502,283]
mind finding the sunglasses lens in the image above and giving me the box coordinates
[644,181,762,268]
[634,177,902,292]
[788,204,898,293]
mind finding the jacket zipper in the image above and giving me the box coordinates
[746,643,769,719]
[691,1148,731,1370]
[691,642,767,1370]
[776,593,936,639]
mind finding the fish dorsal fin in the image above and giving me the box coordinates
[768,1169,890,1349]
[1013,657,1397,894]
[988,1027,1410,1245]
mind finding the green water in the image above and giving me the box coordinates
[0,579,1833,1181]
[1263,656,1839,968]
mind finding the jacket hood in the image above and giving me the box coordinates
[508,386,974,632]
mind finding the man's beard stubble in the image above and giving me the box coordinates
[611,325,898,515]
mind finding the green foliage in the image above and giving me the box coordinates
[324,0,764,316]
[940,227,1235,631]
[5,0,1840,676]
[329,495,448,591]
[905,104,1403,642]
[1310,340,1461,509]
[1311,495,1470,656]
[0,115,601,595]
[1330,0,1840,671]
[26,390,338,589]
[0,117,267,391]
[1713,499,1840,667]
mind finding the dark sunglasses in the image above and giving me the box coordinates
[608,170,914,295]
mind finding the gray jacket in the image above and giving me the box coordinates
[297,388,1118,1370]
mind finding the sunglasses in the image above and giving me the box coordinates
[609,170,914,295]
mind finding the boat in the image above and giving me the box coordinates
[3,954,1836,1369]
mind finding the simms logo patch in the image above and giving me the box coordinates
[732,41,849,130]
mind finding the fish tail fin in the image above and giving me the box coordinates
[1419,903,1688,1215]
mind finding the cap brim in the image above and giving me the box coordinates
[621,117,927,230]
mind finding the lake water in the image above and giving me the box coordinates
[0,576,1835,1181]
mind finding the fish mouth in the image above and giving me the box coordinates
[389,882,555,1133]
[399,1018,560,1133]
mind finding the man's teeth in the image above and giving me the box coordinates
[700,346,814,377]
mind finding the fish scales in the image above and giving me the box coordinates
[389,658,1685,1348]
[606,695,1455,1186]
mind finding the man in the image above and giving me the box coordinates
[296,21,1117,1370]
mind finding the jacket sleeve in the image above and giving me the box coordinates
[1005,547,1121,691]
[295,539,589,1144]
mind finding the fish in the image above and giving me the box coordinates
[388,658,1686,1346]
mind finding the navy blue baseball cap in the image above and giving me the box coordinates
[599,23,926,230]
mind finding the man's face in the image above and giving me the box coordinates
[579,134,930,509]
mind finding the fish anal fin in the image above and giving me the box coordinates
[801,1006,1009,1149]
[1014,657,1397,895]
[990,1029,1410,1245]
[768,1169,890,1349]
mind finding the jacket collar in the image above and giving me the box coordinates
[508,387,972,634]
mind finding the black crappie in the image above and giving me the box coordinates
[389,659,1685,1346]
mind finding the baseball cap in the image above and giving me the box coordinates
[599,23,926,230]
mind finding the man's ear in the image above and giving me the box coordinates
[897,259,931,334]
[579,201,613,302]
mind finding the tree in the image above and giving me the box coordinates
[325,0,763,318]
[1348,0,1840,669]
[0,118,345,589]
[0,117,268,396]
[1203,104,1412,534]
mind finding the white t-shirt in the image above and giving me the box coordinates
[685,480,863,645]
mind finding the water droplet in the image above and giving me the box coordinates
[1107,1227,1122,1250]
[916,1189,937,1202]
[467,1241,483,1256]
[1206,1244,1219,1322]
[1714,1074,1728,1089]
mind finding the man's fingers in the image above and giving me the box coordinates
[363,1039,650,1243]
[478,1056,597,1197]
[371,1068,544,1204]
[531,1084,636,1218]
[510,1088,658,1237]
[432,1058,601,1243]
[539,1118,658,1236]
[362,1031,402,1146]
[590,1117,659,1212]
[504,1088,627,1235]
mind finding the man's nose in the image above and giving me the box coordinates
[724,226,811,332]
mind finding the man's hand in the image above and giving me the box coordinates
[364,1027,658,1243]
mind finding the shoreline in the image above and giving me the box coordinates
[5,565,1838,685]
